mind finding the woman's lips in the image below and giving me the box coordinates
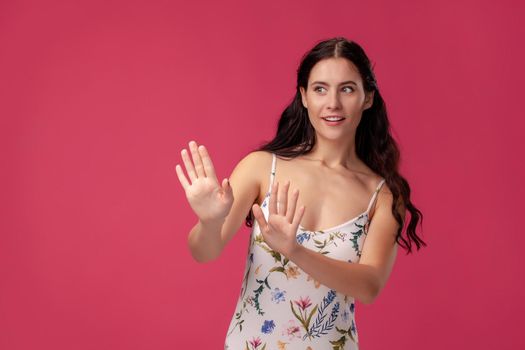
[321,116,346,125]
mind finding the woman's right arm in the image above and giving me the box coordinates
[175,141,266,263]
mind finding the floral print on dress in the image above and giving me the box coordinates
[271,288,286,304]
[224,153,386,350]
[261,320,276,334]
[281,319,302,341]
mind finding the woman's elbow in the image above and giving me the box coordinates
[189,249,221,263]
[359,281,381,305]
[187,238,222,263]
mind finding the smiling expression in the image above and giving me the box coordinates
[299,57,374,140]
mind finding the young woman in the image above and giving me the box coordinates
[176,37,425,350]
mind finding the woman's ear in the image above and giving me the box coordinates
[364,90,375,110]
[299,87,308,109]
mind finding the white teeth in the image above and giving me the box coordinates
[324,117,344,121]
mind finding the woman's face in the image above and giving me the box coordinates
[299,57,374,140]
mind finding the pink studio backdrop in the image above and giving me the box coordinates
[1,0,524,349]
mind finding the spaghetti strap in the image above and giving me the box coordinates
[365,178,386,214]
[266,153,277,193]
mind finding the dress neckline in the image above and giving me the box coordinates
[298,211,368,233]
[261,153,385,234]
[259,195,369,233]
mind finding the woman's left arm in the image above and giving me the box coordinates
[252,181,403,305]
[289,188,402,304]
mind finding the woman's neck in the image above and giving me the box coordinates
[302,137,361,170]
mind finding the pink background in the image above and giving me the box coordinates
[1,0,524,349]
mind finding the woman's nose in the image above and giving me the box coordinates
[327,91,342,109]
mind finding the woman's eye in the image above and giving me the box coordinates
[313,86,353,93]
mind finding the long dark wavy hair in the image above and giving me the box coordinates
[245,37,426,254]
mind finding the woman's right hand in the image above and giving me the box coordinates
[175,140,234,224]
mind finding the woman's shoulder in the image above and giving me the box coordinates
[233,150,274,181]
[238,150,273,165]
[231,151,274,200]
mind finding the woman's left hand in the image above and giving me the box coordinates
[252,180,305,258]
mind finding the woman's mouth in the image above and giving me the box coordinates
[321,116,346,125]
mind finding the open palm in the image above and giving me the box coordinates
[175,141,233,222]
[252,180,305,257]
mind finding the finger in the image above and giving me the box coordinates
[269,181,279,216]
[221,178,233,199]
[175,164,190,191]
[292,205,306,229]
[181,148,197,182]
[189,140,206,178]
[278,180,290,216]
[252,203,269,232]
[221,178,229,192]
[198,145,218,184]
[286,188,299,223]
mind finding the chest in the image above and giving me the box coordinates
[259,166,376,233]
[253,212,369,265]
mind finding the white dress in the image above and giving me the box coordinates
[225,153,386,350]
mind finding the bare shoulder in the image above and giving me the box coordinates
[233,150,273,181]
[238,150,273,165]
[230,150,273,199]
[218,150,273,246]
[375,182,406,223]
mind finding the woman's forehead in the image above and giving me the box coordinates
[309,58,362,84]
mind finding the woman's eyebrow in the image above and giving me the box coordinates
[310,80,358,86]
